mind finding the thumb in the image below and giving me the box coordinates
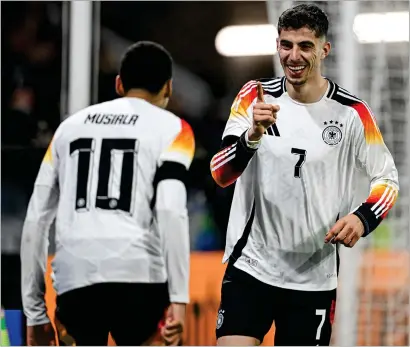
[257,82,265,102]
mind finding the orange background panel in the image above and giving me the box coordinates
[45,250,408,346]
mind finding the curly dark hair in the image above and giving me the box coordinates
[277,3,329,38]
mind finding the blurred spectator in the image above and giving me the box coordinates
[1,2,62,312]
[2,2,62,148]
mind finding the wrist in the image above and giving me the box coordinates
[246,129,262,147]
[353,204,377,236]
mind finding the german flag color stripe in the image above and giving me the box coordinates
[367,183,398,219]
[351,102,383,145]
[165,119,195,162]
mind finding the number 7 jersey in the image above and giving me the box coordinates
[211,77,399,291]
[25,97,195,296]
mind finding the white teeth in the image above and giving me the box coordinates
[288,66,305,71]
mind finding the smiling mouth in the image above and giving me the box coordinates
[287,65,306,72]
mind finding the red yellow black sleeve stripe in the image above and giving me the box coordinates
[210,132,257,188]
[354,182,398,236]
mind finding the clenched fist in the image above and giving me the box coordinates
[248,82,280,141]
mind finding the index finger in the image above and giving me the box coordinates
[257,82,265,102]
[325,219,346,243]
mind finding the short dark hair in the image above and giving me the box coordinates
[119,41,173,94]
[277,3,329,38]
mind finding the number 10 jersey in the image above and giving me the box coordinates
[25,97,194,297]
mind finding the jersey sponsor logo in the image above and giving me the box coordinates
[85,113,139,126]
[216,309,225,329]
[322,120,343,146]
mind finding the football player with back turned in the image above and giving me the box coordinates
[21,41,195,346]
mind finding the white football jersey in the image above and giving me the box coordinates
[211,77,399,291]
[21,97,195,325]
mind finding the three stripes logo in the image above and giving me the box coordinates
[370,183,398,220]
[265,124,280,137]
[211,143,236,172]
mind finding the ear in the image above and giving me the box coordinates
[276,37,280,52]
[321,41,331,60]
[115,75,125,96]
[164,79,173,99]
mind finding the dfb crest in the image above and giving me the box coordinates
[322,120,343,146]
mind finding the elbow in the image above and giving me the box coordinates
[210,153,233,188]
[212,175,233,188]
[217,181,231,188]
[210,169,237,188]
[210,144,244,188]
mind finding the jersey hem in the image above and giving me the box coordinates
[54,277,168,296]
[233,262,338,292]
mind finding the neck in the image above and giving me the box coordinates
[124,89,164,108]
[286,74,328,104]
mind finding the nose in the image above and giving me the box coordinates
[289,46,301,62]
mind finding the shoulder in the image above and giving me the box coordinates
[160,113,195,168]
[232,77,286,113]
[236,76,286,98]
[326,79,376,126]
[167,114,195,144]
[52,100,118,143]
[256,76,286,95]
[154,107,193,136]
[60,100,114,126]
[144,106,194,147]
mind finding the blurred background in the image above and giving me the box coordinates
[1,1,409,346]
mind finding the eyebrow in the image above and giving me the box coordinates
[280,39,315,46]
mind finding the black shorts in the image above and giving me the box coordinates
[216,263,337,346]
[55,282,169,346]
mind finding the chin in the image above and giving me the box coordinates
[286,76,307,86]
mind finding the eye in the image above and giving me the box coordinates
[299,43,314,51]
[280,42,292,50]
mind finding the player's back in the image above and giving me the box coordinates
[52,97,184,294]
